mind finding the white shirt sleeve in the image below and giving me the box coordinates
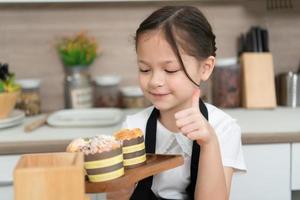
[216,119,247,172]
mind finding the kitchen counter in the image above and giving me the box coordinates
[0,107,300,155]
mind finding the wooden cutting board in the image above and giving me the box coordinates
[85,154,184,193]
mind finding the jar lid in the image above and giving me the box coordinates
[121,86,144,97]
[216,57,238,68]
[16,79,41,89]
[94,75,121,86]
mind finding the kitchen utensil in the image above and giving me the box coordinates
[243,26,269,53]
[278,72,300,107]
[241,53,277,108]
[0,110,25,129]
[250,27,258,52]
[255,27,263,52]
[85,154,184,193]
[261,28,270,52]
[47,108,123,127]
[24,114,49,133]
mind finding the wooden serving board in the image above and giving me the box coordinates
[85,154,184,193]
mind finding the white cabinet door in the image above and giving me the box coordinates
[0,155,21,200]
[230,144,291,200]
[0,186,14,200]
[292,143,300,190]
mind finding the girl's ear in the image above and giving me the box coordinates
[199,56,215,81]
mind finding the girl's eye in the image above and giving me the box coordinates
[139,69,150,73]
[165,69,180,74]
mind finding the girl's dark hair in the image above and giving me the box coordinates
[135,6,217,86]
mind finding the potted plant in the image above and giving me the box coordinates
[56,32,99,109]
[56,31,98,69]
[0,63,21,119]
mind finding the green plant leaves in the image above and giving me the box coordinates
[57,32,98,67]
[0,81,4,93]
[0,63,20,93]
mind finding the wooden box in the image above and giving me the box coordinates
[14,152,85,200]
[241,53,277,108]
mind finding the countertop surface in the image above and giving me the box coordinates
[0,107,300,155]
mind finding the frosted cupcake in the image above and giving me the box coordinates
[67,135,124,182]
[114,128,146,169]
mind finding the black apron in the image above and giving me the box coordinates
[130,99,208,200]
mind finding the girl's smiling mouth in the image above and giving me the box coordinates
[148,91,171,97]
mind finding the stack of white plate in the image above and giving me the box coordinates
[0,110,25,129]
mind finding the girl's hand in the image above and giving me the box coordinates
[106,184,135,200]
[175,89,216,146]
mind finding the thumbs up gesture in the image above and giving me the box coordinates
[174,89,216,146]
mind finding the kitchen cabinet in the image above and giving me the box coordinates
[292,143,300,190]
[230,144,291,200]
[0,145,296,200]
[0,108,299,199]
[0,186,14,200]
[0,155,20,200]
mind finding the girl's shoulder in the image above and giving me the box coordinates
[123,106,154,131]
[127,106,154,121]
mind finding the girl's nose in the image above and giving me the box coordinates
[149,71,164,88]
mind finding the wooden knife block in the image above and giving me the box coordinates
[14,152,86,200]
[241,53,277,108]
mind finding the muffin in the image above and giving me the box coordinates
[67,135,124,182]
[114,128,146,169]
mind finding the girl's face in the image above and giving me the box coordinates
[136,30,203,112]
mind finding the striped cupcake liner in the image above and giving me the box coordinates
[122,136,146,169]
[84,147,124,182]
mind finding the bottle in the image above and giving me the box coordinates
[212,57,241,108]
[64,67,93,109]
[16,79,41,116]
[93,75,121,107]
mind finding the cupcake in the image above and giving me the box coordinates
[67,135,124,182]
[114,128,146,169]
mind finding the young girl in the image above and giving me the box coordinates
[107,5,246,200]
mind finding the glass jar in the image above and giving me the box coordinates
[64,67,93,109]
[93,75,121,107]
[16,79,41,116]
[121,86,151,108]
[212,57,241,108]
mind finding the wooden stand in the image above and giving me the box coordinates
[14,152,86,200]
[240,53,277,108]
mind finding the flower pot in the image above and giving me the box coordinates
[64,66,93,109]
[0,91,20,119]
